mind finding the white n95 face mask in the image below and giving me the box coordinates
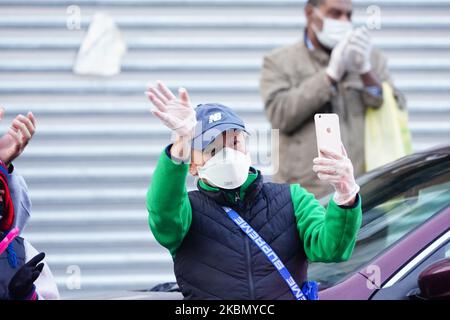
[198,147,251,190]
[313,10,353,49]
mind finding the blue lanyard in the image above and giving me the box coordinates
[223,206,307,300]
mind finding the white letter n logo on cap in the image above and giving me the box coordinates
[209,112,222,123]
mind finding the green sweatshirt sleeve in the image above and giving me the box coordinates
[290,184,362,263]
[146,147,192,257]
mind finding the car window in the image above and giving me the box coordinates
[308,164,450,290]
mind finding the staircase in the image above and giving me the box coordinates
[0,0,449,298]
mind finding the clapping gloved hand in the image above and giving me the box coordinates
[346,27,372,74]
[145,81,197,139]
[326,32,352,82]
[326,27,373,82]
[312,144,360,206]
[9,252,45,300]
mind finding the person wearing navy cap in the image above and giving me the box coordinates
[145,81,362,300]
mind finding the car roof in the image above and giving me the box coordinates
[358,144,450,184]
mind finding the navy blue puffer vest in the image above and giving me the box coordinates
[0,234,26,300]
[174,171,308,300]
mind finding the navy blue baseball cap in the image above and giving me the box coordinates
[192,103,249,151]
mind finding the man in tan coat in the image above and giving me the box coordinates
[260,0,406,198]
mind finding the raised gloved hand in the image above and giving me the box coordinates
[0,107,37,166]
[145,81,197,138]
[346,27,372,74]
[326,32,352,82]
[312,144,360,206]
[9,252,45,300]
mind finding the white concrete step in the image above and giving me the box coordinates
[0,79,449,95]
[29,209,147,223]
[45,252,172,267]
[1,48,448,62]
[24,229,154,245]
[53,273,176,293]
[2,58,450,73]
[1,16,449,30]
[1,0,450,8]
[1,101,450,117]
[1,36,449,51]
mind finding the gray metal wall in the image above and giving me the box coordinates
[0,0,448,298]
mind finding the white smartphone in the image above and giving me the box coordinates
[314,113,342,157]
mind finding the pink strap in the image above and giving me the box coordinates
[0,227,20,255]
[28,290,38,301]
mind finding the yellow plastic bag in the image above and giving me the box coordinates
[365,82,413,171]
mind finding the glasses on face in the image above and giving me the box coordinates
[203,129,249,160]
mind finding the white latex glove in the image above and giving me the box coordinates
[145,81,197,138]
[312,143,360,206]
[0,107,37,166]
[346,27,372,74]
[326,32,352,82]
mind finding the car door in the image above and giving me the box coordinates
[371,231,450,300]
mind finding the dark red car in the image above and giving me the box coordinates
[313,145,450,300]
